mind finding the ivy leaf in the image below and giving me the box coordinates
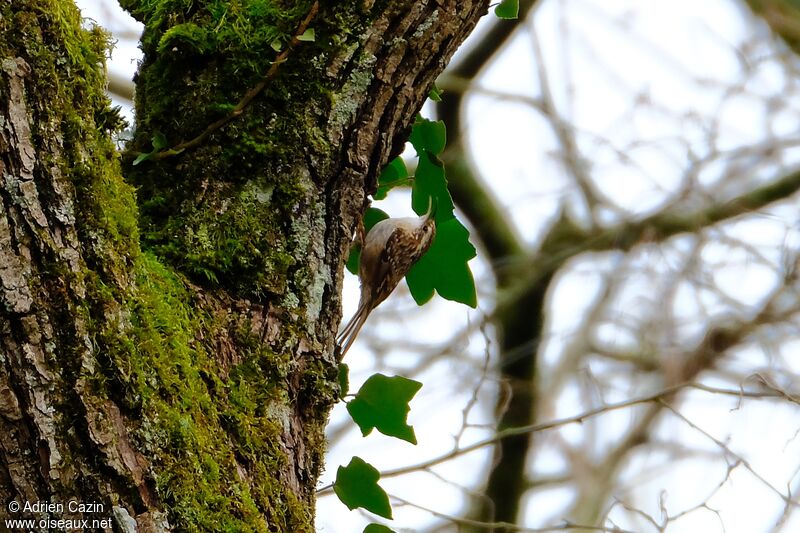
[375,157,409,200]
[411,151,455,222]
[334,457,393,519]
[132,152,151,166]
[297,28,315,42]
[409,116,446,155]
[364,525,396,533]
[133,132,169,165]
[345,249,359,276]
[338,363,349,396]
[346,208,390,275]
[495,0,519,19]
[347,374,422,444]
[151,131,167,150]
[428,83,443,102]
[405,117,477,307]
[406,217,477,307]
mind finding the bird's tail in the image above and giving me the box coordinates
[336,300,371,357]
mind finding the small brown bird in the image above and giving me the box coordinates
[337,201,437,356]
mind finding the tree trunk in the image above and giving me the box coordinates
[0,0,488,530]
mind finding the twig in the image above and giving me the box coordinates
[661,400,800,509]
[390,494,637,533]
[316,381,800,495]
[139,1,320,161]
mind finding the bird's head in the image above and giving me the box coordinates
[414,196,437,254]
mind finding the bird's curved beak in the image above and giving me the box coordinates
[424,196,438,221]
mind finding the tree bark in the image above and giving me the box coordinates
[0,0,488,530]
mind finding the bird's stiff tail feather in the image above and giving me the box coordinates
[336,301,371,357]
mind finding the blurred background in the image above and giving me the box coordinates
[74,0,800,531]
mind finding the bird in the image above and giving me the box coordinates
[337,199,437,357]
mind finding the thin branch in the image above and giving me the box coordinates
[137,1,320,161]
[500,165,800,310]
[528,15,610,221]
[391,494,637,533]
[454,320,494,447]
[595,166,800,252]
[316,381,799,495]
[662,400,800,509]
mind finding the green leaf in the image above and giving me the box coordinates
[270,38,283,51]
[406,121,477,307]
[364,525,396,533]
[151,131,168,150]
[297,28,315,42]
[345,248,360,275]
[411,151,455,222]
[406,217,477,307]
[409,116,446,155]
[347,374,422,444]
[334,457,393,519]
[133,132,168,166]
[132,152,151,166]
[364,208,390,231]
[338,363,349,396]
[375,158,409,200]
[428,83,443,102]
[495,0,519,19]
[346,208,390,274]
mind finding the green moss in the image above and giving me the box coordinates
[90,252,311,531]
[1,0,135,276]
[12,2,138,286]
[122,1,377,300]
[139,177,301,294]
[4,0,328,529]
[158,22,213,54]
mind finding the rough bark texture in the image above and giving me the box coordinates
[0,0,488,531]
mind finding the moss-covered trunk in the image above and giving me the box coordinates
[0,0,488,530]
